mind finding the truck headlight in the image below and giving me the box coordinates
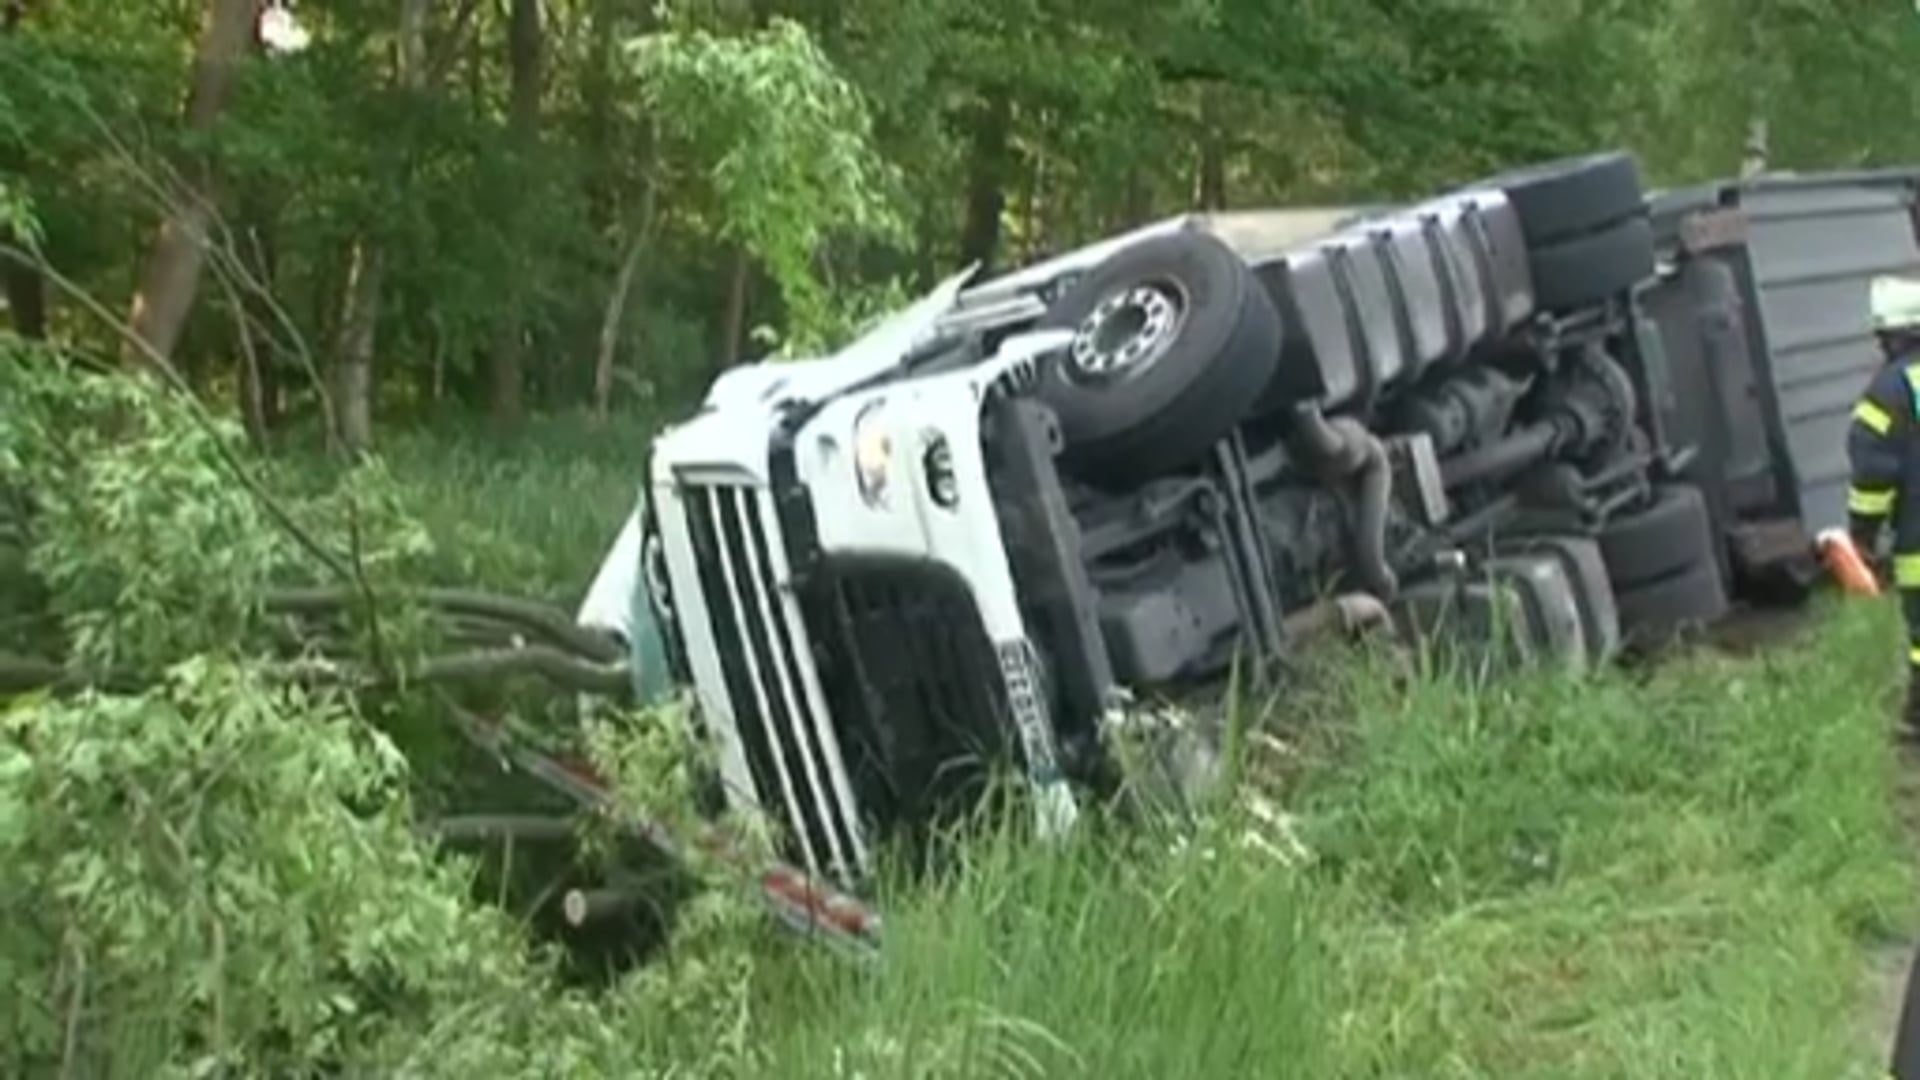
[853,399,892,506]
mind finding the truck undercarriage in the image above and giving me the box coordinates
[579,151,1920,918]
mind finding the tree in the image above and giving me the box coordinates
[632,18,904,361]
[331,0,429,455]
[487,0,543,426]
[0,0,42,338]
[123,0,256,369]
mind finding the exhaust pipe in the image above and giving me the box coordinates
[1290,405,1399,599]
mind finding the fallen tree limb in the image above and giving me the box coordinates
[433,691,884,957]
[0,643,631,698]
[282,644,630,696]
[0,654,148,695]
[265,586,624,664]
[406,646,629,695]
[562,886,639,928]
[426,814,579,843]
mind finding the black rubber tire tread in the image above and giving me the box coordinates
[1038,230,1282,485]
[1486,151,1646,246]
[1598,484,1714,589]
[1528,215,1656,313]
[1614,559,1729,648]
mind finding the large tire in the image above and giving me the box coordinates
[1599,484,1714,588]
[1487,151,1646,245]
[1500,534,1621,667]
[1037,230,1282,485]
[1614,559,1730,648]
[1529,216,1656,312]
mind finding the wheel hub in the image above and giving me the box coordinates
[1068,283,1184,379]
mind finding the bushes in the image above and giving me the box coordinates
[0,346,768,1077]
[1,660,541,1076]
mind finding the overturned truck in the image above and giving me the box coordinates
[575,151,1920,941]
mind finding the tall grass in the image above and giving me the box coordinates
[1290,598,1914,1076]
[742,599,1914,1077]
[285,412,654,602]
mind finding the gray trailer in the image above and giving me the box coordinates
[1642,169,1920,593]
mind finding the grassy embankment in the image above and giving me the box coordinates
[387,420,1920,1077]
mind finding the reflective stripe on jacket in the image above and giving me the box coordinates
[1848,355,1920,581]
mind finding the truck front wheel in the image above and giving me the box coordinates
[1037,230,1282,486]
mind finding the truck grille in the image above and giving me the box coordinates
[678,482,866,880]
[802,560,1017,839]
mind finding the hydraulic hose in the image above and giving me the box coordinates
[1288,404,1399,600]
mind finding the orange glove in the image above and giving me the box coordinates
[1818,528,1881,597]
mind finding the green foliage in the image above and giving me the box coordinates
[0,180,40,247]
[633,18,905,351]
[0,345,788,1075]
[0,348,443,676]
[0,655,784,1078]
[0,351,290,672]
[0,659,538,1077]
[9,0,1918,427]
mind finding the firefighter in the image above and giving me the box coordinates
[1848,274,1920,738]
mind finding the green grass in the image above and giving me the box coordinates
[1286,606,1916,1076]
[740,600,1917,1078]
[283,412,654,603]
[373,415,652,602]
[369,427,1920,1077]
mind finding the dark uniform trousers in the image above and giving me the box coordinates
[1847,353,1920,725]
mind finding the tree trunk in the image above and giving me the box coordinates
[1020,143,1045,264]
[1123,165,1150,229]
[958,92,1013,273]
[593,241,644,421]
[1741,115,1770,178]
[328,0,426,454]
[720,246,749,370]
[3,260,44,338]
[332,240,380,454]
[1197,88,1227,211]
[253,214,283,431]
[594,185,654,421]
[913,188,940,290]
[489,0,543,427]
[123,0,255,369]
[583,0,619,233]
[230,284,267,445]
[0,1,40,337]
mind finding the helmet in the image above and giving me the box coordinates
[1871,274,1920,333]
